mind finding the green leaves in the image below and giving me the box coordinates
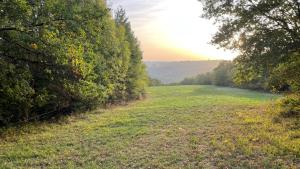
[200,0,300,92]
[0,0,147,125]
[0,59,34,124]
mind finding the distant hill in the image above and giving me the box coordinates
[145,61,222,84]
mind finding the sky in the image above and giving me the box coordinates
[108,0,237,61]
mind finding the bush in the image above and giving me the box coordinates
[212,61,234,86]
[0,60,34,125]
[149,78,163,86]
[277,93,300,118]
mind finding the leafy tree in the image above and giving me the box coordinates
[212,61,234,86]
[0,0,147,125]
[194,73,213,85]
[200,0,300,91]
[115,8,148,100]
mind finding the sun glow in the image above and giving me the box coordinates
[110,0,237,61]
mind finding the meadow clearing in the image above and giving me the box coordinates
[0,86,299,168]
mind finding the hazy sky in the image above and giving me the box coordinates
[108,0,237,61]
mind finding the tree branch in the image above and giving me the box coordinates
[1,36,57,66]
[0,18,66,33]
[0,27,20,32]
[293,0,300,20]
[247,0,299,42]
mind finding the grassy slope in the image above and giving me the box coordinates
[0,86,299,168]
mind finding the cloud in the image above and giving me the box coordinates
[108,0,163,26]
[108,0,237,61]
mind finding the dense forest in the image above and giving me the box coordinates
[0,0,147,125]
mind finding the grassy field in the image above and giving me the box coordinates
[0,86,299,168]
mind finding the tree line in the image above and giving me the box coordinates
[0,0,148,125]
[180,61,234,88]
[180,60,280,91]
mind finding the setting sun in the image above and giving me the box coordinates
[109,0,237,61]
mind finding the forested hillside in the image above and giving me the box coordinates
[145,61,221,84]
[0,0,147,125]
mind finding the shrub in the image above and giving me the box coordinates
[278,93,300,118]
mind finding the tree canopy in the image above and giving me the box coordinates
[0,0,147,125]
[200,0,300,91]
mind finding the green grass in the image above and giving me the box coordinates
[0,85,299,168]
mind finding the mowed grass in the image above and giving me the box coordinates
[0,85,299,168]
